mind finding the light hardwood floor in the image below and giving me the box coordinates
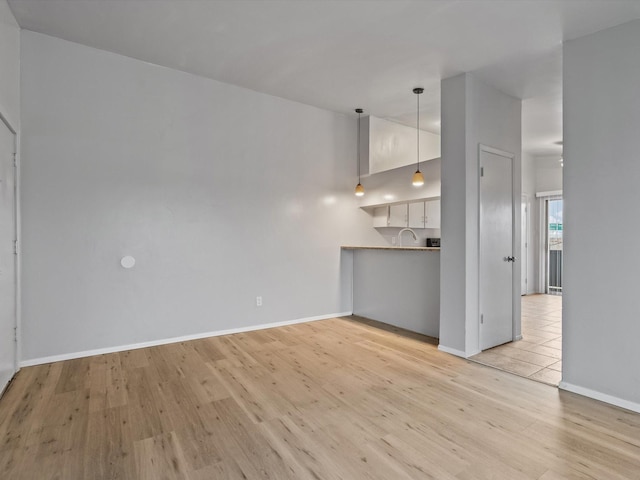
[471,294,562,386]
[1,315,639,479]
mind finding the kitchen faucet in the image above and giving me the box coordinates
[397,228,418,247]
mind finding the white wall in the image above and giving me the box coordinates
[0,0,19,129]
[20,31,381,363]
[440,73,521,356]
[535,155,563,193]
[563,20,640,410]
[439,74,467,354]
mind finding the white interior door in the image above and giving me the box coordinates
[480,147,514,350]
[0,117,17,394]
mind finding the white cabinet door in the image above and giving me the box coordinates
[424,199,441,228]
[408,201,425,228]
[372,206,389,227]
[389,204,408,227]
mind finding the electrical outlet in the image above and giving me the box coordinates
[391,236,396,245]
[256,296,263,307]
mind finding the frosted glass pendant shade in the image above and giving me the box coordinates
[355,183,365,196]
[412,170,425,186]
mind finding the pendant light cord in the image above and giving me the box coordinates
[357,110,361,182]
[416,92,420,172]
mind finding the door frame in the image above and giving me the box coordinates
[521,193,529,295]
[478,144,519,351]
[0,108,19,392]
[543,194,563,295]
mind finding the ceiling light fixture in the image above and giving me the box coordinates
[412,88,425,187]
[354,108,365,196]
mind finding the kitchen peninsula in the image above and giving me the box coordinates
[342,246,440,338]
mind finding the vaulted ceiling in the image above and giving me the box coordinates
[9,0,640,156]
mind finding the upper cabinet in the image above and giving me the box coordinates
[372,206,389,228]
[369,198,440,229]
[408,201,425,229]
[389,204,408,228]
[407,199,440,229]
[425,199,441,229]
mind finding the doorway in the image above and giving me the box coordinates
[0,113,17,395]
[470,192,564,386]
[479,146,516,351]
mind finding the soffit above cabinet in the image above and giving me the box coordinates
[356,159,441,208]
[360,116,441,175]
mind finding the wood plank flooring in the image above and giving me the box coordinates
[1,316,639,479]
[471,294,563,385]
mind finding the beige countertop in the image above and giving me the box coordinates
[341,245,440,251]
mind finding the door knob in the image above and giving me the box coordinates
[506,256,516,262]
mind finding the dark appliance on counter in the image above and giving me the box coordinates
[426,238,440,247]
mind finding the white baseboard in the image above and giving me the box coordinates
[559,381,640,414]
[20,311,351,368]
[437,344,468,358]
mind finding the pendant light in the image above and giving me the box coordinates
[412,88,425,187]
[354,108,365,196]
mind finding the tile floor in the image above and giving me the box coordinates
[470,294,562,386]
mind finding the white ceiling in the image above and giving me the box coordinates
[8,0,640,156]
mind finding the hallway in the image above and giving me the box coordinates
[470,294,562,386]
